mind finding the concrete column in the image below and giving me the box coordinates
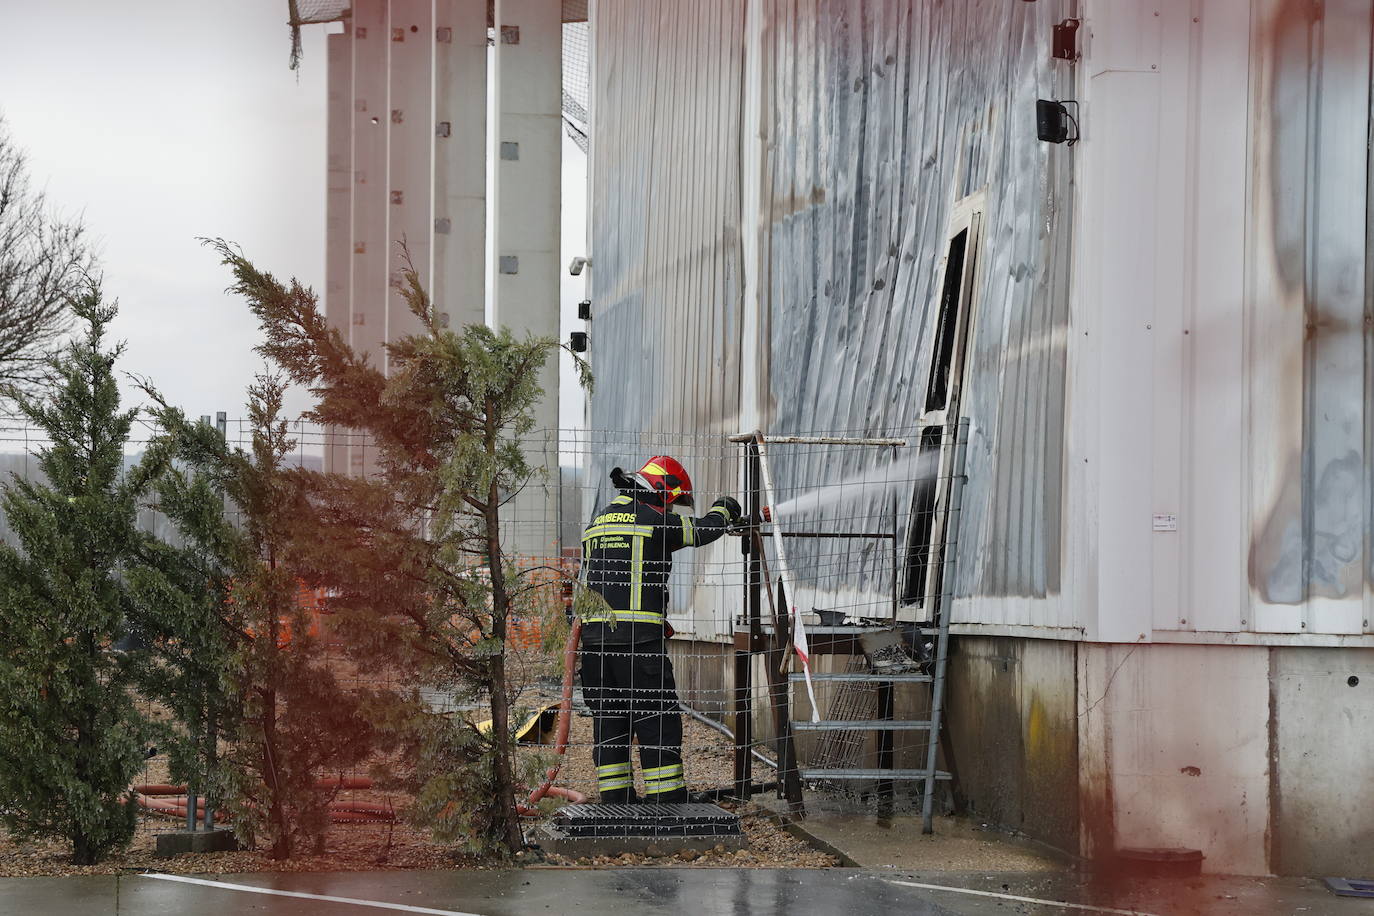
[349,0,390,477]
[434,0,487,330]
[324,30,353,475]
[384,0,435,356]
[493,0,562,557]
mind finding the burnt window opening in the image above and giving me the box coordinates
[901,425,943,606]
[925,228,968,413]
[902,223,973,609]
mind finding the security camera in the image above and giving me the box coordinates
[568,256,591,276]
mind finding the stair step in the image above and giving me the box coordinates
[791,672,930,683]
[800,768,952,781]
[792,719,932,731]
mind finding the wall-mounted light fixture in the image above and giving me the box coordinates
[569,331,588,352]
[1036,99,1079,145]
[568,256,591,276]
[577,300,592,320]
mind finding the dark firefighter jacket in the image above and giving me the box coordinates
[579,489,733,645]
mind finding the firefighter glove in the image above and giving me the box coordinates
[711,496,743,523]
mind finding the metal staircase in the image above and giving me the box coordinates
[789,624,953,827]
[730,421,969,833]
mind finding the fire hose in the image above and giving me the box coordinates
[516,617,588,815]
[134,622,591,826]
[515,614,781,811]
[134,776,396,824]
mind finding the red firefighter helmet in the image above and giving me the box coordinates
[636,456,694,508]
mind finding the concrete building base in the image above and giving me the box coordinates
[945,634,1374,876]
[155,829,240,856]
[666,632,1374,876]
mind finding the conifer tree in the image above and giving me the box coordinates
[208,240,581,854]
[125,414,242,836]
[0,284,152,865]
[137,377,374,859]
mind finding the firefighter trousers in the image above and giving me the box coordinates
[579,640,687,803]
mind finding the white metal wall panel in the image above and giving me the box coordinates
[1090,70,1159,644]
[1302,0,1368,636]
[1148,0,1188,635]
[1242,0,1372,637]
[1080,0,1163,641]
[1182,0,1249,635]
[1141,0,1252,635]
[1245,3,1306,635]
[1076,0,1374,642]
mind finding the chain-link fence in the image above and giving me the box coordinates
[0,416,966,853]
[562,18,590,152]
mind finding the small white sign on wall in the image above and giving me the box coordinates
[1152,513,1178,532]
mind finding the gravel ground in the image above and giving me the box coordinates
[542,709,749,801]
[0,703,837,876]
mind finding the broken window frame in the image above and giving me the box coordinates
[902,193,984,614]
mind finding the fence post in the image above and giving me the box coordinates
[921,418,970,833]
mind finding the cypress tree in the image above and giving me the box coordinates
[208,240,582,855]
[0,285,151,865]
[125,413,241,839]
[137,378,374,859]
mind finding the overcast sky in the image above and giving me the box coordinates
[1,2,588,440]
[1,2,331,421]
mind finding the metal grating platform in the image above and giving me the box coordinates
[550,802,742,839]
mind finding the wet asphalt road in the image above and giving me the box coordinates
[0,868,963,916]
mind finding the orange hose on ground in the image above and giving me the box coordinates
[135,614,588,826]
[133,778,397,824]
[517,618,584,815]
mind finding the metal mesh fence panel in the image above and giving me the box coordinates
[562,19,590,152]
[0,416,966,846]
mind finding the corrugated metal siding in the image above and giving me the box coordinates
[587,1,747,636]
[756,0,1074,620]
[588,1,746,448]
[1244,0,1374,635]
[1074,0,1374,640]
[589,0,1076,627]
[586,0,1374,643]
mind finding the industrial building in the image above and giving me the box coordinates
[581,0,1374,878]
[309,0,1374,877]
[315,0,577,555]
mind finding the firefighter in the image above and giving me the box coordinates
[578,456,741,804]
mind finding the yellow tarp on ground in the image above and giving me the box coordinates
[475,702,560,744]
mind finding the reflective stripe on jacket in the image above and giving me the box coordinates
[579,491,731,642]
